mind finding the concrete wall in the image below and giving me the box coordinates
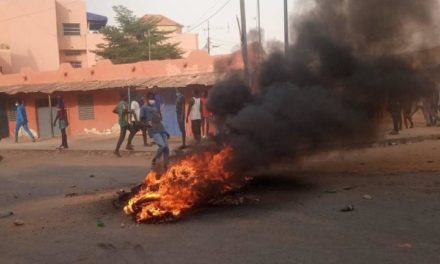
[0,0,60,73]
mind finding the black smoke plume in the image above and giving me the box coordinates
[208,0,439,173]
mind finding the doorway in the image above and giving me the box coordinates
[36,98,60,138]
[0,94,9,138]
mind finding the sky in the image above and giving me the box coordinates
[87,0,297,55]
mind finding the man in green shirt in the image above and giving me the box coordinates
[114,93,136,157]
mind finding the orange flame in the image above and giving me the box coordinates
[124,146,245,223]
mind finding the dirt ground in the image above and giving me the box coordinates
[0,140,439,264]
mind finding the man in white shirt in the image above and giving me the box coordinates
[186,89,202,142]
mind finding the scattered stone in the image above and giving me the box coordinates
[0,211,14,219]
[14,219,25,226]
[340,205,355,212]
[120,223,125,228]
[398,243,413,249]
[324,188,337,194]
[427,160,434,164]
[363,194,373,200]
[89,174,95,178]
[343,186,355,191]
[96,219,105,228]
[70,185,77,188]
[65,193,78,198]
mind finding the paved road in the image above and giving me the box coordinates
[0,141,439,264]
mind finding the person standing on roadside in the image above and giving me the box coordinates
[138,96,151,147]
[15,100,36,143]
[201,90,212,138]
[141,96,170,166]
[186,89,202,142]
[53,97,69,149]
[114,93,136,157]
[176,88,186,149]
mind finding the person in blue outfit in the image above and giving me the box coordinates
[140,96,170,166]
[15,100,36,143]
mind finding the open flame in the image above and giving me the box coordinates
[124,146,247,223]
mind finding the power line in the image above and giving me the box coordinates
[187,1,222,30]
[188,0,233,32]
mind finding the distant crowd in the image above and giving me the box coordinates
[388,92,439,135]
[113,88,213,166]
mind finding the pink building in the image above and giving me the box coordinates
[0,50,244,139]
[0,0,107,74]
[0,2,200,75]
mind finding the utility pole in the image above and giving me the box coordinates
[240,0,250,84]
[284,0,289,54]
[207,20,211,54]
[257,0,262,48]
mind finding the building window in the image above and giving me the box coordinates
[78,94,95,120]
[69,61,82,68]
[63,23,81,36]
[65,50,82,56]
[7,98,18,121]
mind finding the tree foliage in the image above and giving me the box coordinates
[95,6,183,64]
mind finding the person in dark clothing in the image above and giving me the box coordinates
[176,88,186,149]
[388,99,402,135]
[186,89,202,142]
[141,97,170,166]
[114,93,136,157]
[53,97,69,149]
[138,96,150,147]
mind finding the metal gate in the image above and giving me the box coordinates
[0,94,9,138]
[36,98,60,138]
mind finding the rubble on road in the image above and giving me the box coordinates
[363,194,373,200]
[0,211,14,219]
[340,205,355,212]
[14,219,25,226]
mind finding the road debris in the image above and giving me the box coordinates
[65,193,79,198]
[398,243,413,249]
[343,186,355,191]
[0,211,14,219]
[324,188,337,194]
[340,205,355,212]
[89,174,95,178]
[363,194,373,200]
[96,219,105,228]
[14,219,25,226]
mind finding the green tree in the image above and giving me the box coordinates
[95,6,183,64]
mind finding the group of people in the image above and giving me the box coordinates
[113,88,213,166]
[12,97,69,149]
[388,94,439,135]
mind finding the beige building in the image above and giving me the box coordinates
[142,14,199,58]
[0,0,106,74]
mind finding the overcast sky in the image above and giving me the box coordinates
[87,0,297,55]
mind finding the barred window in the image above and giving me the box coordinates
[78,94,95,120]
[63,23,81,36]
[7,98,18,121]
[69,61,82,68]
[65,50,82,56]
